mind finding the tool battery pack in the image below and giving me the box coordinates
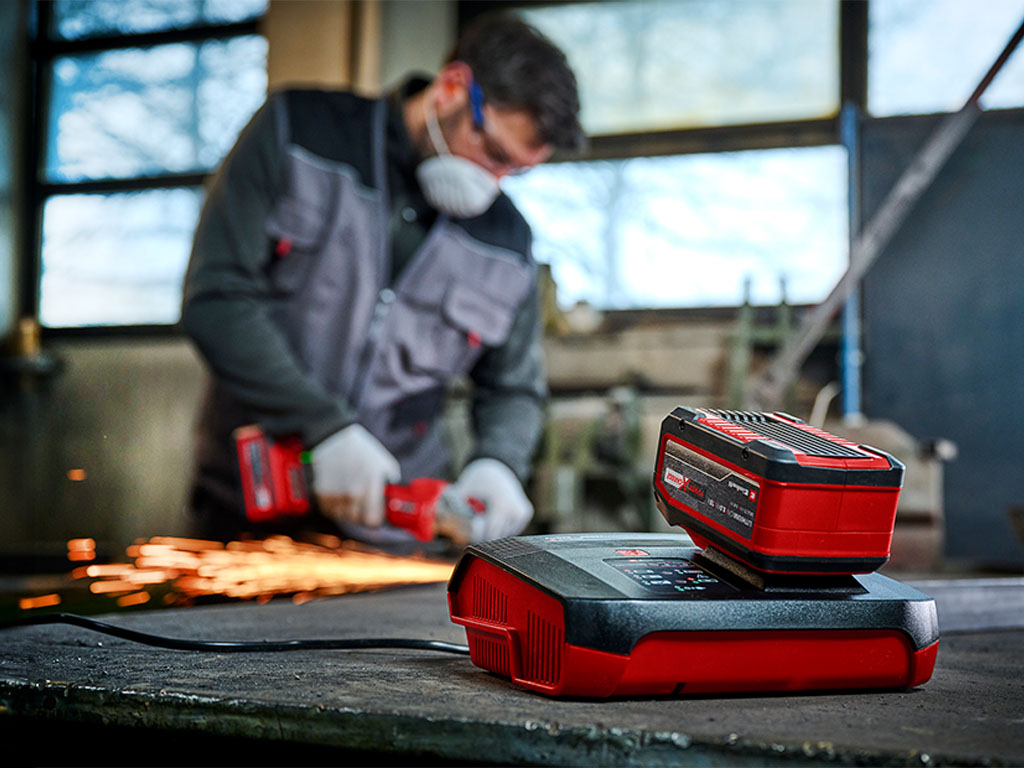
[653,407,905,575]
[233,426,309,523]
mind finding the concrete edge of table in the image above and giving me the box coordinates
[0,675,997,767]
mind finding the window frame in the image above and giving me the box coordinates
[24,1,265,336]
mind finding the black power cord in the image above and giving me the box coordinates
[2,613,470,655]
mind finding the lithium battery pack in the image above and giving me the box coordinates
[653,407,905,574]
[234,425,310,523]
[447,533,938,698]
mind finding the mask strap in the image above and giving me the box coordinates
[423,92,452,158]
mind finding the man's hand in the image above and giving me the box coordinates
[311,424,400,527]
[453,458,533,541]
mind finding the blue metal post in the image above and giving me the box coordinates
[840,102,863,421]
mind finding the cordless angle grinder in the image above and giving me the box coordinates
[447,407,939,697]
[233,426,484,544]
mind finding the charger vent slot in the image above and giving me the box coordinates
[469,634,510,677]
[523,611,562,686]
[471,574,508,624]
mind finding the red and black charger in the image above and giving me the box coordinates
[447,407,938,698]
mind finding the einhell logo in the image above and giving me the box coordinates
[664,469,686,489]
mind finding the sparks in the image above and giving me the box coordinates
[67,538,96,562]
[68,534,454,605]
[19,593,61,610]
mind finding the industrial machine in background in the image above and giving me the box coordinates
[447,407,938,698]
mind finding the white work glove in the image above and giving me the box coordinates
[453,458,533,542]
[311,424,400,527]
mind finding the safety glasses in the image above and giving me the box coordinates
[468,80,530,177]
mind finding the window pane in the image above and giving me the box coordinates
[39,189,202,328]
[504,147,847,309]
[519,0,839,135]
[46,35,267,181]
[50,0,268,40]
[869,0,1024,115]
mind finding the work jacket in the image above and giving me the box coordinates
[182,88,546,518]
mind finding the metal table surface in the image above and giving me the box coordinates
[2,579,1023,766]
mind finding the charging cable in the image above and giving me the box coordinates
[2,613,470,655]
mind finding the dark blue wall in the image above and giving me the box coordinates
[861,109,1024,567]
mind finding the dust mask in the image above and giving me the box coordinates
[416,94,500,218]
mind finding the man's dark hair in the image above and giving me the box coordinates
[452,13,585,153]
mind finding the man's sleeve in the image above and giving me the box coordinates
[181,93,353,447]
[467,274,547,483]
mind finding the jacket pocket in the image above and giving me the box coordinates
[399,282,519,377]
[264,196,328,294]
[266,196,328,250]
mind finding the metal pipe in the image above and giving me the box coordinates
[840,101,863,422]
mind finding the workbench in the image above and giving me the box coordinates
[2,578,1022,766]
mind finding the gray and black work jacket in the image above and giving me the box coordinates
[182,87,546,515]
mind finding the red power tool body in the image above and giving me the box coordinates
[233,425,482,542]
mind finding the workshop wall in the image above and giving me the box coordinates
[264,0,455,94]
[0,339,205,559]
[265,0,365,91]
[0,0,24,340]
[861,108,1024,568]
[378,0,456,90]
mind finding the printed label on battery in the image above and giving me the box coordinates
[661,439,759,539]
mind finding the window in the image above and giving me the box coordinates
[520,0,840,135]
[32,0,268,329]
[46,38,266,182]
[505,147,847,310]
[508,0,848,310]
[869,0,1024,116]
[39,189,204,327]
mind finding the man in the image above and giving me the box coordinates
[181,14,583,542]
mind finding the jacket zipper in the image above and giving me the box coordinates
[348,218,449,411]
[349,287,396,411]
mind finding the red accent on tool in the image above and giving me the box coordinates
[234,426,309,522]
[384,478,447,542]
